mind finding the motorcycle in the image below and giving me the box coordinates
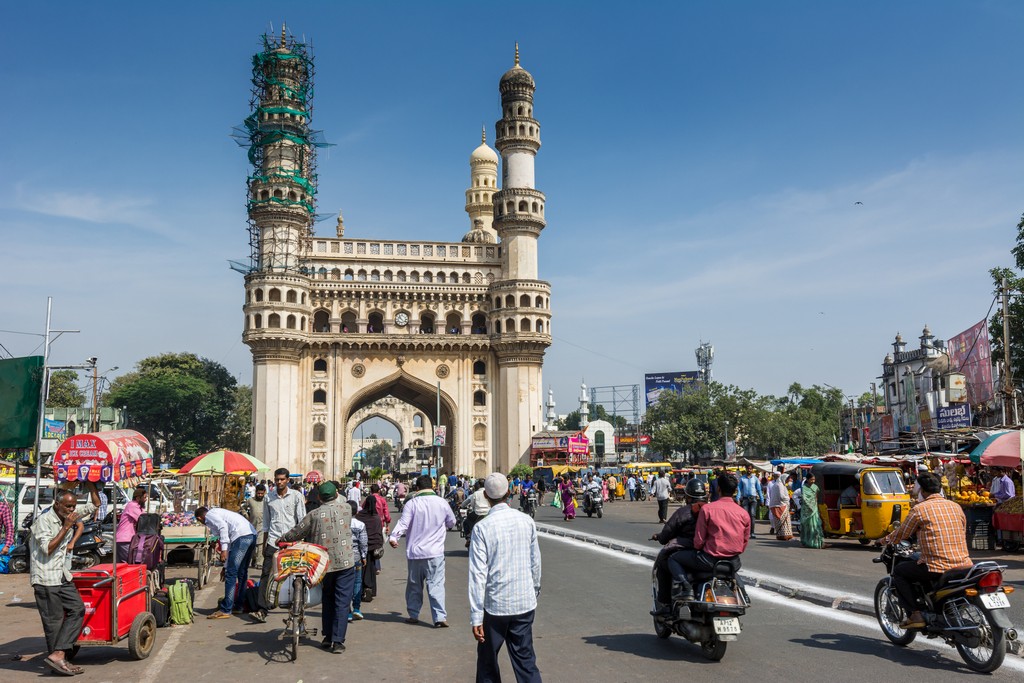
[873,541,1017,673]
[650,556,749,661]
[9,516,109,574]
[636,481,648,502]
[582,489,603,518]
[521,488,539,518]
[395,492,406,512]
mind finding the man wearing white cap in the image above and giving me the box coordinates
[468,472,542,683]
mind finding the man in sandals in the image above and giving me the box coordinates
[29,482,100,676]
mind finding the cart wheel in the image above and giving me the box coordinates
[65,645,81,662]
[128,612,157,660]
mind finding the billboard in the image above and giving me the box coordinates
[936,403,972,430]
[947,320,994,405]
[644,371,702,407]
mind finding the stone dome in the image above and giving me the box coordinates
[470,141,498,164]
[462,228,497,244]
[500,64,535,89]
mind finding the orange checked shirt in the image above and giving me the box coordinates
[884,494,972,573]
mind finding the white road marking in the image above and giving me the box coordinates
[138,581,220,683]
[540,532,1024,674]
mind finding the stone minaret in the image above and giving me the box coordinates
[579,380,589,429]
[490,44,552,470]
[242,26,317,473]
[463,127,499,243]
[545,387,557,430]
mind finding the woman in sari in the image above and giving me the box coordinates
[559,475,577,521]
[801,473,826,549]
[767,472,793,540]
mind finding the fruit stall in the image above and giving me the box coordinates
[952,487,998,551]
[992,496,1023,552]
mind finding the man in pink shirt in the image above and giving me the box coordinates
[368,483,392,533]
[115,487,148,563]
[666,474,749,602]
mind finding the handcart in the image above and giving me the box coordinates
[162,525,217,588]
[54,430,158,660]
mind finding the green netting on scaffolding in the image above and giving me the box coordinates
[248,168,318,197]
[252,44,314,106]
[248,196,316,215]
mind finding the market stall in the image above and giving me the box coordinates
[972,431,1024,552]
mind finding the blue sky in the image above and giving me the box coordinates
[2,1,1022,426]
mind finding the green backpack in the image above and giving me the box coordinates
[168,581,194,625]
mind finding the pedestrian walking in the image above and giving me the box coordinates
[737,466,764,538]
[195,506,256,618]
[469,473,542,683]
[0,495,16,560]
[29,483,100,676]
[251,467,306,623]
[347,500,368,621]
[767,472,793,541]
[241,484,266,569]
[651,471,672,524]
[800,473,826,549]
[277,482,356,653]
[626,475,637,501]
[558,476,576,521]
[355,495,384,599]
[389,474,456,627]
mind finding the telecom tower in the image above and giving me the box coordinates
[696,341,714,385]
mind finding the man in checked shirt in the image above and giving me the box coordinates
[881,472,973,629]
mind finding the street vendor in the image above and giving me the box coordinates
[115,487,148,563]
[29,482,100,677]
[990,468,1016,504]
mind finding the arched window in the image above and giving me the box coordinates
[341,311,357,333]
[595,431,605,457]
[313,309,330,333]
[535,295,544,308]
[254,314,262,329]
[520,294,530,307]
[268,313,281,328]
[436,272,445,283]
[397,270,406,282]
[371,270,380,281]
[410,271,420,283]
[313,389,327,404]
[286,314,296,329]
[473,360,486,375]
[286,290,297,303]
[423,271,433,283]
[368,312,384,333]
[518,200,528,212]
[269,288,281,302]
[413,414,424,428]
[255,289,264,302]
[471,312,486,334]
[520,318,530,332]
[313,423,326,442]
[313,358,327,373]
[505,317,514,331]
[461,272,470,284]
[384,270,393,281]
[505,295,515,307]
[246,291,252,304]
[494,297,501,309]
[419,312,435,334]
[474,390,486,406]
[535,319,544,333]
[495,320,502,334]
[357,269,367,281]
[331,268,341,280]
[531,202,539,213]
[474,424,486,442]
[445,312,461,334]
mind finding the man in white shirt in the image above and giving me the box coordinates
[469,472,542,683]
[651,471,673,524]
[196,506,256,619]
[347,480,362,505]
[627,476,638,501]
[252,467,306,623]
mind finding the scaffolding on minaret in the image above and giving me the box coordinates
[230,27,333,274]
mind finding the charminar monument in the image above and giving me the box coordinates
[238,29,551,479]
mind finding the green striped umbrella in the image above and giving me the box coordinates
[178,450,270,474]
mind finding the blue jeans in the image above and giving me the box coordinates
[322,567,356,644]
[352,561,364,611]
[219,534,256,614]
[406,556,446,623]
[740,498,759,536]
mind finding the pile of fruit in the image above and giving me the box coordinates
[952,489,994,506]
[161,511,197,527]
[995,495,1024,514]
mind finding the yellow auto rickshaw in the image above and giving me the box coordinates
[810,462,911,542]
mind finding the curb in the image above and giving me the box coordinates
[535,523,1022,656]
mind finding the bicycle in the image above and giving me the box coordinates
[273,542,330,662]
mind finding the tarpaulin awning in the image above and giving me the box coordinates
[53,430,153,483]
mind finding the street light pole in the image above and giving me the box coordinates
[724,420,729,460]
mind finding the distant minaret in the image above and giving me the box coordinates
[545,387,557,430]
[464,127,499,243]
[579,380,589,429]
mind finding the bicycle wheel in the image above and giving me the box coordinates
[289,578,305,661]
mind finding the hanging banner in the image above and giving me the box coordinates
[42,419,66,440]
[936,403,972,430]
[947,320,994,405]
[644,371,702,407]
[0,356,44,449]
[432,426,446,447]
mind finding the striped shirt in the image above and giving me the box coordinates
[0,501,14,548]
[29,502,97,586]
[468,503,541,626]
[884,494,972,573]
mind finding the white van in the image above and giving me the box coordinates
[0,478,134,528]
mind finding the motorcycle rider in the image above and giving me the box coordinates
[667,474,749,603]
[651,479,708,614]
[584,473,602,513]
[461,479,490,548]
[519,475,535,511]
[880,472,972,629]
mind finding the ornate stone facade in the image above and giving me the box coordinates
[240,35,551,479]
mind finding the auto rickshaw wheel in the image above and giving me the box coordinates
[128,612,157,660]
[859,539,871,545]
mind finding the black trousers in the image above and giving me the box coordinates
[256,545,277,612]
[476,610,542,683]
[33,582,85,654]
[657,499,669,522]
[892,561,941,613]
[362,552,378,597]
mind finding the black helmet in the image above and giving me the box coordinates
[684,479,708,501]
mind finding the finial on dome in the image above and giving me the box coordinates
[515,42,520,66]
[281,23,287,47]
[481,125,486,145]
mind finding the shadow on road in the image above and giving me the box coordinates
[580,632,718,664]
[790,632,973,673]
[225,628,302,663]
[361,610,417,625]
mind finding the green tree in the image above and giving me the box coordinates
[46,370,85,408]
[219,385,252,453]
[989,266,1024,391]
[364,440,394,469]
[555,405,629,431]
[509,463,533,479]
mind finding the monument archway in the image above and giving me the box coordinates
[340,370,457,476]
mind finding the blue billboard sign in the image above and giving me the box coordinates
[936,403,971,430]
[644,371,702,407]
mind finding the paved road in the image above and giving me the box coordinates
[530,494,1024,626]
[2,499,1022,681]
